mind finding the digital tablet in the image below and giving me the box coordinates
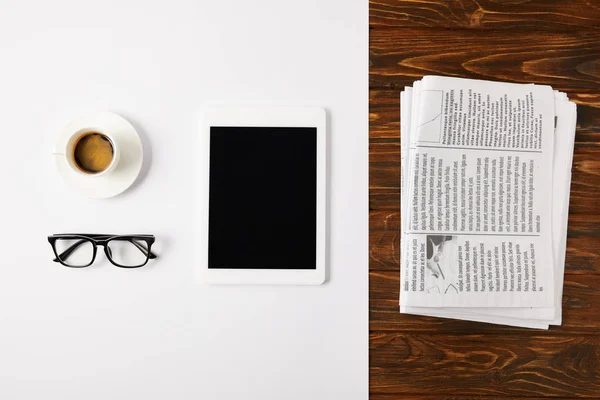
[199,107,327,284]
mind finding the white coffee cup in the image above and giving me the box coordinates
[65,128,120,177]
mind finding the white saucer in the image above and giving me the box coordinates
[54,112,143,199]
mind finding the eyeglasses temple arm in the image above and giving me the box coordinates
[130,239,158,259]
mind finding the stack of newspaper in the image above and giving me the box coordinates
[400,76,577,329]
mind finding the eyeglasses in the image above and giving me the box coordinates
[48,234,157,268]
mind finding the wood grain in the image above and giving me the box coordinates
[370,396,587,400]
[371,0,600,30]
[369,0,600,397]
[370,29,600,91]
[370,332,600,397]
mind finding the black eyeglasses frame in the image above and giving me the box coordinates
[47,234,157,268]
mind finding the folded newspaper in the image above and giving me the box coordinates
[400,76,577,329]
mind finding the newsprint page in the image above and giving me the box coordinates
[400,76,577,328]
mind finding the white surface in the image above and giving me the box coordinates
[55,112,143,198]
[0,1,368,399]
[199,107,327,285]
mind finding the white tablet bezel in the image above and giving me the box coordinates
[199,107,327,285]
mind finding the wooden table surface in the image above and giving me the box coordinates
[369,1,600,398]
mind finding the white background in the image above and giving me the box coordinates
[0,1,368,399]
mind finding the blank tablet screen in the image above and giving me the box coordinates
[208,127,317,269]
